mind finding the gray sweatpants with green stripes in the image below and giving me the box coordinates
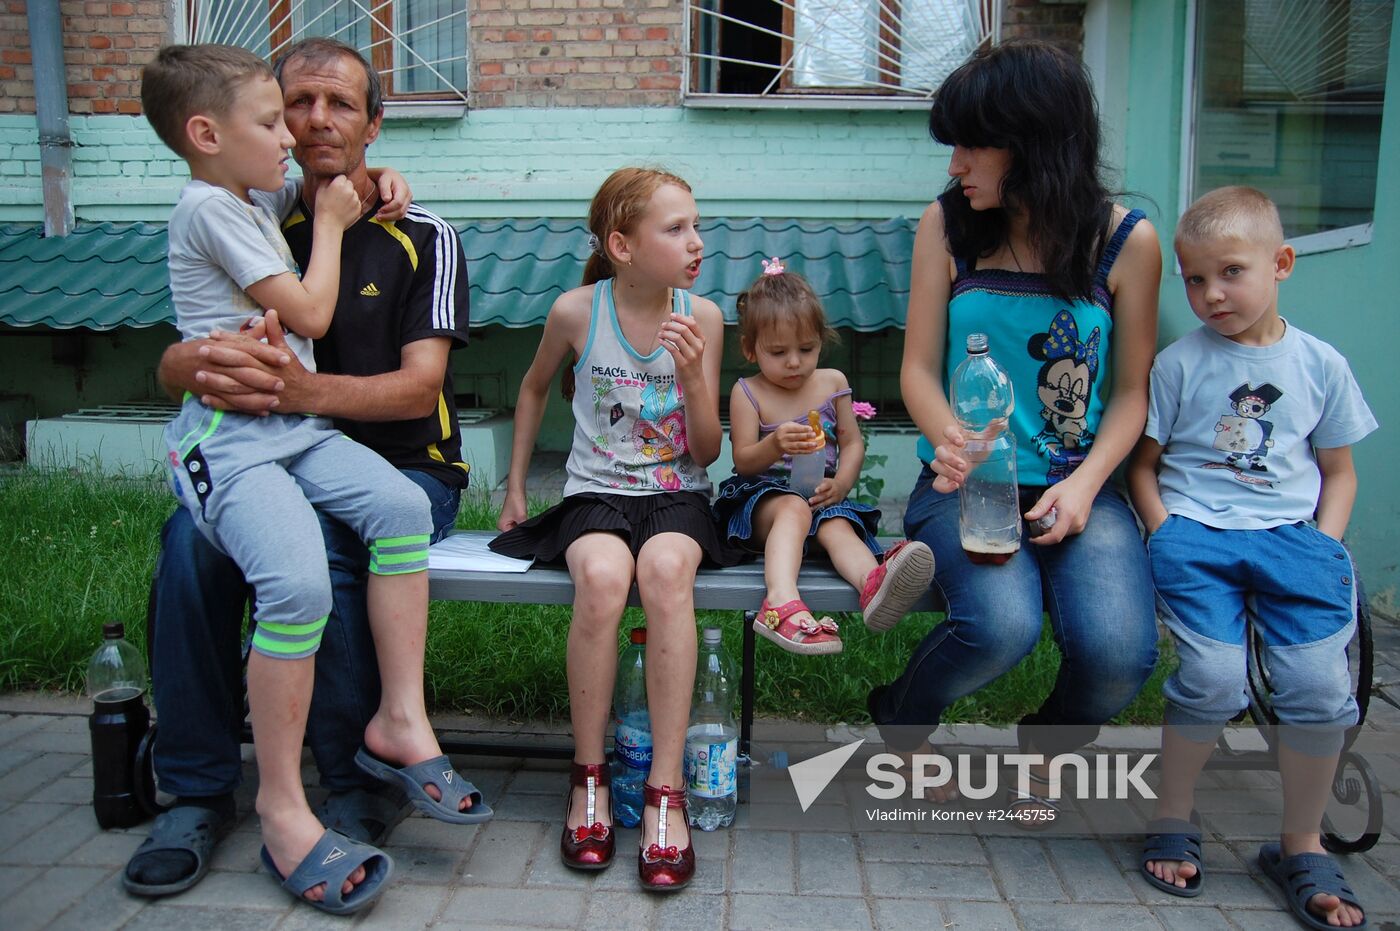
[164,399,432,660]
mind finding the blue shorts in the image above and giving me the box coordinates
[1149,516,1358,753]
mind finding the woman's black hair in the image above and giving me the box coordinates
[929,40,1114,300]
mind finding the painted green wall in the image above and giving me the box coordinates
[1124,1,1400,605]
[0,107,947,223]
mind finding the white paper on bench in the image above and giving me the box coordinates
[428,533,534,573]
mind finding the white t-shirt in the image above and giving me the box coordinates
[1145,322,1377,530]
[166,179,314,370]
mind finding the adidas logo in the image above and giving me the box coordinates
[360,282,381,297]
[322,846,347,866]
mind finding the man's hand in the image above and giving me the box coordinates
[197,310,305,413]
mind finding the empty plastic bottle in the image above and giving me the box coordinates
[684,627,738,831]
[87,621,150,828]
[611,625,651,829]
[949,333,1021,564]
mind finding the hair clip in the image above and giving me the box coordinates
[761,256,785,276]
[586,232,602,256]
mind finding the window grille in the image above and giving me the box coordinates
[179,0,468,103]
[685,0,1000,105]
[1187,0,1392,245]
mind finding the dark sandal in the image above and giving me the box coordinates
[315,785,410,847]
[1258,843,1368,930]
[354,746,494,825]
[122,803,234,897]
[260,828,394,916]
[1141,817,1205,897]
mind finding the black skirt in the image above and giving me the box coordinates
[489,491,743,566]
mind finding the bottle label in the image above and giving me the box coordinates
[614,723,652,771]
[684,737,737,798]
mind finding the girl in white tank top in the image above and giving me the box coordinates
[490,168,732,891]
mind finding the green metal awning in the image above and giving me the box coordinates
[1,217,915,332]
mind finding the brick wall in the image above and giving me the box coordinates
[1003,0,1086,53]
[471,0,682,108]
[0,0,1087,113]
[471,0,1086,109]
[0,0,168,115]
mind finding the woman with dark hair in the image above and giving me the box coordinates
[869,41,1162,816]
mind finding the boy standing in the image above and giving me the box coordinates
[141,44,486,915]
[1129,186,1375,929]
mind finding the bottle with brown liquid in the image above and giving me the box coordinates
[950,334,1021,564]
[87,622,150,828]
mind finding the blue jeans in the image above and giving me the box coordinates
[1152,516,1357,755]
[870,467,1158,753]
[149,469,460,798]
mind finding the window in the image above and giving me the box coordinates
[685,0,999,105]
[182,0,468,103]
[1186,0,1393,249]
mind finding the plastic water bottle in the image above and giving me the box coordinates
[611,625,651,829]
[685,627,738,830]
[88,621,150,828]
[950,333,1021,564]
[789,409,827,499]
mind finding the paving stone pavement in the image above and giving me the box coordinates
[2,676,1399,929]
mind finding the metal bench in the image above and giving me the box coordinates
[427,530,941,764]
[427,530,1383,850]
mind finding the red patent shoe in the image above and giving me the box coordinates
[560,761,614,870]
[637,782,695,892]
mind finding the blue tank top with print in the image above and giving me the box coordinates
[915,196,1146,486]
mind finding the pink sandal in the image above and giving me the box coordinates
[860,540,935,633]
[754,598,843,655]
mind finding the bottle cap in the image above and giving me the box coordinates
[807,409,826,449]
[702,627,722,644]
[103,622,125,640]
[629,626,647,644]
[966,333,989,354]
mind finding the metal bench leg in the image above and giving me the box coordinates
[740,610,756,766]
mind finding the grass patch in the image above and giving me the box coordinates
[1,468,1168,724]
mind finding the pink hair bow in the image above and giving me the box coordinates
[761,256,785,276]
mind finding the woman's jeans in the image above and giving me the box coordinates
[149,469,460,799]
[871,468,1158,754]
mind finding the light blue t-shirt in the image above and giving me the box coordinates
[1145,322,1377,530]
[167,179,312,369]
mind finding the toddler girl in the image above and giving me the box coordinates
[713,259,934,655]
[491,167,737,892]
